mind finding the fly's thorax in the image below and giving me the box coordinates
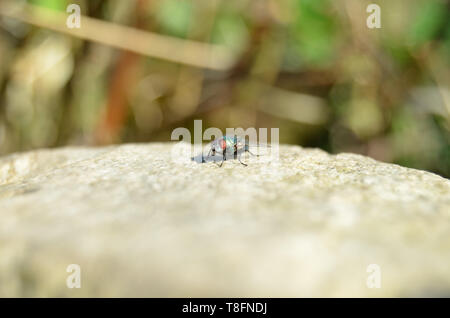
[209,139,222,154]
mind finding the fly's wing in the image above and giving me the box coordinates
[191,142,213,163]
[199,141,224,163]
[245,140,272,155]
[203,141,215,158]
[247,141,272,148]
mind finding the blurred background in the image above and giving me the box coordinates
[0,0,449,177]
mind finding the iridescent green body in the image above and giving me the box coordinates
[211,135,245,154]
[204,135,258,167]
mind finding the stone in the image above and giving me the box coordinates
[0,143,449,297]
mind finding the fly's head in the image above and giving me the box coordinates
[210,138,227,154]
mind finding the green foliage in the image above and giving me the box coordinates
[285,0,337,68]
[156,0,193,38]
[28,0,67,11]
[409,1,447,46]
[211,13,249,53]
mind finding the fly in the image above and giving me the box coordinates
[202,135,261,167]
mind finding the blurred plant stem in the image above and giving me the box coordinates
[0,0,236,70]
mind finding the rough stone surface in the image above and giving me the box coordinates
[0,143,449,297]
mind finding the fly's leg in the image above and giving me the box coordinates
[244,143,260,157]
[235,145,247,166]
[238,152,248,166]
[219,151,226,167]
[246,149,260,157]
[203,148,212,163]
[215,148,226,167]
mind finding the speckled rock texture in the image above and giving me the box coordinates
[0,143,449,297]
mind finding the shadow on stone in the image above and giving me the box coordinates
[191,154,227,164]
[191,149,249,164]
